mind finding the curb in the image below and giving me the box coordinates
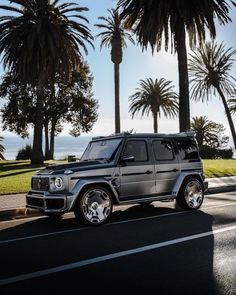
[206,185,236,195]
[0,208,42,221]
[0,186,236,222]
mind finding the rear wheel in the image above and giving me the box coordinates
[176,178,204,210]
[74,185,113,226]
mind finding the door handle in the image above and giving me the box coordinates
[145,170,153,175]
[173,168,179,172]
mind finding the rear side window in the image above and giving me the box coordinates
[123,140,148,162]
[177,139,199,160]
[153,140,174,161]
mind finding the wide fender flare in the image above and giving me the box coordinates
[172,172,204,197]
[69,178,119,210]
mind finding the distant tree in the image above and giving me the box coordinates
[95,9,135,133]
[0,0,93,164]
[117,0,235,132]
[228,98,236,114]
[129,78,178,133]
[0,64,98,160]
[191,116,229,149]
[0,135,5,160]
[16,145,32,160]
[189,41,236,151]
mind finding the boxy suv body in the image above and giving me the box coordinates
[26,132,208,225]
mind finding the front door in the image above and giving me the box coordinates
[152,139,180,195]
[119,139,155,199]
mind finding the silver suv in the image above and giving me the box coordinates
[26,132,208,225]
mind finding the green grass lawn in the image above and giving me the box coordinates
[0,160,62,195]
[0,159,236,195]
[202,159,236,178]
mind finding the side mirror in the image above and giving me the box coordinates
[121,155,135,162]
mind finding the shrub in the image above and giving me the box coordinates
[200,145,233,159]
[16,144,32,160]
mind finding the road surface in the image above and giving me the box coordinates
[0,191,236,294]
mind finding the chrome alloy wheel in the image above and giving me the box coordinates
[184,180,203,209]
[81,188,112,224]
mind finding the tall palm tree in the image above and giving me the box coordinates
[117,0,235,132]
[191,116,226,149]
[228,98,236,114]
[189,41,236,151]
[0,136,5,160]
[129,78,178,133]
[0,0,93,164]
[95,9,135,133]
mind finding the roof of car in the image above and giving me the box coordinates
[92,132,196,141]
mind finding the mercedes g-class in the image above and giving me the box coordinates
[26,132,207,225]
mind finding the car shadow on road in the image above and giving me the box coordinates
[0,206,220,295]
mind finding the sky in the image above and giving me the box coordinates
[0,0,236,147]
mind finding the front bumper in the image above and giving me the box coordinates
[26,191,69,213]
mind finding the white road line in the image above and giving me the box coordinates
[0,202,236,245]
[0,224,236,286]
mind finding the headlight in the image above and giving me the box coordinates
[54,177,64,190]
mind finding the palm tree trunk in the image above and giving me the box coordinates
[114,62,121,134]
[176,19,190,132]
[153,112,158,133]
[216,86,236,151]
[31,79,44,164]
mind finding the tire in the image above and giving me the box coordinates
[44,213,63,220]
[74,185,113,226]
[176,178,204,210]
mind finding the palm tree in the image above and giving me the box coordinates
[189,41,236,151]
[191,116,226,149]
[117,0,235,132]
[95,9,135,133]
[129,78,178,133]
[228,98,236,114]
[0,0,93,164]
[0,136,5,160]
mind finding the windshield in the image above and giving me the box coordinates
[81,138,122,162]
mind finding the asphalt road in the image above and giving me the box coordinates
[0,192,236,294]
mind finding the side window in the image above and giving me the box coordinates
[153,140,174,161]
[177,139,199,160]
[123,140,148,162]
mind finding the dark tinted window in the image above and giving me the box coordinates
[123,140,148,162]
[153,140,174,161]
[177,139,199,160]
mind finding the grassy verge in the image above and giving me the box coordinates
[0,160,63,195]
[202,159,236,178]
[0,159,236,195]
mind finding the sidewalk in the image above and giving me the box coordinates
[0,176,236,220]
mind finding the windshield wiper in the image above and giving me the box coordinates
[82,158,110,163]
[93,158,110,162]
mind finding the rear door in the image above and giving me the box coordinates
[119,139,155,199]
[152,138,180,195]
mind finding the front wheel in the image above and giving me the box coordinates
[74,185,113,225]
[176,178,204,210]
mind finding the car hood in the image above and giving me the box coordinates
[36,160,114,175]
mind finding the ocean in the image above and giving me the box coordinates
[1,135,93,160]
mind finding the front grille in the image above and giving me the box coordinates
[32,177,50,191]
[26,197,44,208]
[46,199,65,210]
